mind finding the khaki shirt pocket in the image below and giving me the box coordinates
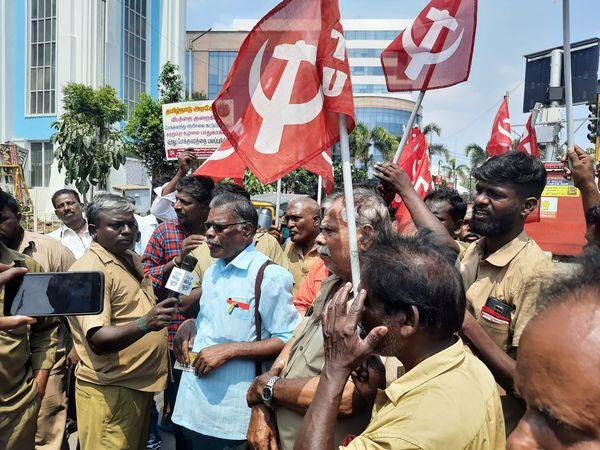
[477,315,510,352]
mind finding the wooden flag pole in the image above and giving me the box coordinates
[275,179,282,228]
[392,90,426,164]
[337,113,361,294]
[317,175,323,206]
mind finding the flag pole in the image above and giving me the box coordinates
[337,113,361,294]
[562,0,575,153]
[275,178,282,228]
[317,175,323,206]
[392,90,426,164]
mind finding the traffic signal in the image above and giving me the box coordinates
[588,94,600,160]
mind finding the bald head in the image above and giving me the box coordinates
[285,197,320,249]
[508,249,600,450]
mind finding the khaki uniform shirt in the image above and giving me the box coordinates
[283,241,320,294]
[19,229,76,273]
[68,242,168,392]
[0,242,59,427]
[459,231,554,432]
[343,339,505,450]
[277,275,372,450]
[191,231,290,287]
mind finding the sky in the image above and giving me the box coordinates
[187,0,600,165]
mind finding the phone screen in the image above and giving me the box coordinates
[5,272,104,317]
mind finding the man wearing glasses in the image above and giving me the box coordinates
[171,193,300,449]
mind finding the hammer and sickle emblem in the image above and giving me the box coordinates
[249,40,324,155]
[402,7,465,80]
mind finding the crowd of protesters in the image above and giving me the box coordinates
[0,148,599,450]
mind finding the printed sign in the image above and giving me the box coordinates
[162,101,226,160]
[540,197,558,217]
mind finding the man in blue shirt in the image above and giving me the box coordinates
[172,193,300,449]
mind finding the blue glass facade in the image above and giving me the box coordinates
[208,51,237,99]
[345,30,400,40]
[350,66,384,76]
[353,84,389,94]
[347,48,382,58]
[355,107,420,137]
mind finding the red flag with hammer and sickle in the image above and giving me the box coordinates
[381,0,478,92]
[193,140,246,185]
[517,112,541,158]
[487,96,512,156]
[212,0,355,184]
[304,149,335,193]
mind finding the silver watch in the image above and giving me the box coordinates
[261,375,280,409]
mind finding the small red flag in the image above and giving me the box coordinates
[487,97,512,156]
[381,0,478,92]
[212,0,355,184]
[304,150,335,194]
[517,112,541,158]
[193,140,246,185]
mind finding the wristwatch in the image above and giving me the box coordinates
[261,376,280,409]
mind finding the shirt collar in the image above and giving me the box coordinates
[385,338,466,405]
[219,243,257,271]
[17,228,36,254]
[59,223,90,237]
[479,231,530,268]
[0,240,25,265]
[89,241,137,265]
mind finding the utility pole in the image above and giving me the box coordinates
[187,28,212,99]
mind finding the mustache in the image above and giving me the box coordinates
[206,240,221,247]
[316,244,331,257]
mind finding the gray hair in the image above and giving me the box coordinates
[327,187,392,235]
[85,192,136,226]
[209,193,258,232]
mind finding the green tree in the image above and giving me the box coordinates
[370,126,399,162]
[429,143,450,161]
[125,62,192,179]
[464,143,487,169]
[442,157,469,188]
[281,168,319,195]
[422,122,441,140]
[349,122,372,166]
[52,83,127,201]
[243,170,276,196]
[333,160,368,187]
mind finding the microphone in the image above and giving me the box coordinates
[165,255,199,299]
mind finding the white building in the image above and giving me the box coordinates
[0,0,187,215]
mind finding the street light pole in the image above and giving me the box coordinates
[188,28,212,99]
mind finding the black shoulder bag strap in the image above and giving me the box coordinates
[254,260,274,377]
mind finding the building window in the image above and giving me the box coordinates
[350,66,384,76]
[353,84,390,94]
[345,30,400,40]
[28,0,56,115]
[355,107,420,137]
[208,51,237,99]
[347,48,382,58]
[29,142,53,187]
[123,0,147,113]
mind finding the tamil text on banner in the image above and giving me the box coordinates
[211,0,355,184]
[304,150,335,193]
[487,97,512,157]
[193,139,246,185]
[380,0,478,92]
[162,101,227,160]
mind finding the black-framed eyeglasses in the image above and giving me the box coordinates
[204,221,247,233]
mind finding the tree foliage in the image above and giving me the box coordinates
[464,143,487,169]
[124,62,205,180]
[52,83,127,201]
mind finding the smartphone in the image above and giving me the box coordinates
[4,272,104,317]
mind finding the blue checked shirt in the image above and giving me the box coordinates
[172,244,300,440]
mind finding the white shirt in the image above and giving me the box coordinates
[135,214,158,255]
[48,225,93,259]
[150,184,177,222]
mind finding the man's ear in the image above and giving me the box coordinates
[357,224,376,251]
[88,223,97,237]
[313,215,320,227]
[399,306,420,338]
[522,197,538,218]
[454,219,464,236]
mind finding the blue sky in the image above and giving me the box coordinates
[187,0,600,164]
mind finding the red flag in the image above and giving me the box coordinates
[193,140,246,185]
[390,129,434,227]
[517,112,541,158]
[381,0,478,92]
[211,0,355,184]
[487,97,512,156]
[304,150,335,193]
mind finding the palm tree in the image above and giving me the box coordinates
[442,157,469,188]
[349,122,371,167]
[422,122,441,140]
[464,143,487,170]
[429,143,450,161]
[370,126,399,162]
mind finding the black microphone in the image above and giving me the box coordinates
[165,255,199,300]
